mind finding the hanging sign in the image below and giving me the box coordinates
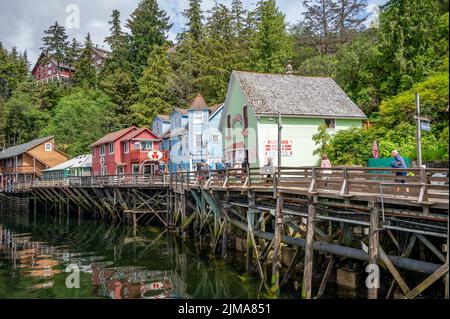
[148,150,163,161]
[420,121,431,131]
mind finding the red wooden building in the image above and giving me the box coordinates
[91,127,168,176]
[32,46,110,84]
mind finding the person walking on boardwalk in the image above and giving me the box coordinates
[320,155,332,187]
[264,158,273,184]
[391,150,408,193]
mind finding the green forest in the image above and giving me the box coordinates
[0,0,448,163]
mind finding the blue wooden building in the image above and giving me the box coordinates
[153,94,224,173]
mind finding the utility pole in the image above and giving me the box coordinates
[415,93,422,167]
[277,111,282,168]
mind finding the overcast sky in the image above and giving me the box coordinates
[0,0,387,64]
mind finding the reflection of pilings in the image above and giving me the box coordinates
[227,218,441,275]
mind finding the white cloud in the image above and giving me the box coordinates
[0,0,387,64]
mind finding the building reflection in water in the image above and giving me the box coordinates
[0,224,189,299]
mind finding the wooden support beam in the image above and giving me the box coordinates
[302,197,316,299]
[416,233,446,263]
[315,255,335,299]
[368,201,380,299]
[220,218,227,259]
[271,193,284,289]
[246,191,256,272]
[405,263,448,299]
[378,244,410,296]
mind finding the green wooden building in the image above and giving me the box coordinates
[219,71,367,167]
[42,154,92,180]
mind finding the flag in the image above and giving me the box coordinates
[372,141,379,159]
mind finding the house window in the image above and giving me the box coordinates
[101,166,107,176]
[92,148,95,157]
[243,105,249,129]
[212,134,220,143]
[109,143,114,154]
[100,145,105,156]
[116,165,124,176]
[325,119,336,129]
[195,134,203,148]
[134,142,140,150]
[123,142,129,153]
[227,114,231,128]
[44,143,52,152]
[132,164,140,175]
[141,141,152,151]
[193,112,203,124]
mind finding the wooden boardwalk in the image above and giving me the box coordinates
[1,166,449,299]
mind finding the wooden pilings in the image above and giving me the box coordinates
[246,191,255,272]
[302,196,317,299]
[272,193,284,289]
[368,201,380,299]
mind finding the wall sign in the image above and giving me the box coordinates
[100,156,106,166]
[264,140,293,159]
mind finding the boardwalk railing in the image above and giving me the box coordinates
[5,166,449,206]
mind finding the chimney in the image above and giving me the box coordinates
[286,60,294,75]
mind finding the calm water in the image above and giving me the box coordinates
[0,212,303,299]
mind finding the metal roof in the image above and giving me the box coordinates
[43,154,92,172]
[232,71,367,119]
[0,136,54,160]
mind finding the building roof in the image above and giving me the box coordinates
[0,136,54,160]
[43,154,92,172]
[209,103,224,119]
[188,93,209,110]
[174,108,188,115]
[90,127,137,147]
[92,47,111,59]
[155,115,170,122]
[120,128,160,142]
[231,71,367,119]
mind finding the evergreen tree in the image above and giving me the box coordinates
[66,38,81,66]
[333,0,368,43]
[72,33,97,89]
[105,10,127,52]
[130,45,173,126]
[301,0,337,54]
[126,0,172,79]
[185,0,204,42]
[40,21,70,64]
[198,3,235,103]
[378,0,447,95]
[231,0,247,38]
[251,0,292,73]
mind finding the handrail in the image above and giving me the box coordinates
[4,167,448,206]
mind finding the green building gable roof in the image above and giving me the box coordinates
[232,71,367,119]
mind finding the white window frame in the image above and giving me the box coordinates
[101,166,107,176]
[195,134,203,148]
[109,143,114,155]
[44,143,52,152]
[123,142,129,153]
[212,134,220,144]
[325,119,336,130]
[100,145,105,156]
[193,112,203,124]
